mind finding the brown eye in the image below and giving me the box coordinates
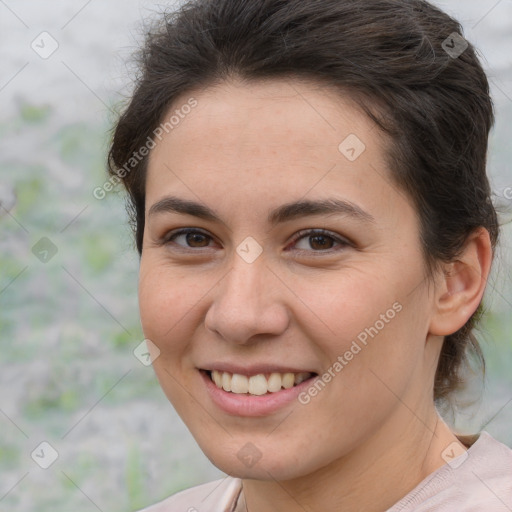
[184,232,210,248]
[164,228,215,249]
[308,234,335,250]
[291,229,350,253]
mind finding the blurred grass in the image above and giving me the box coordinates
[19,103,52,124]
[126,442,148,510]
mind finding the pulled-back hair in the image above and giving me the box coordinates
[107,0,500,404]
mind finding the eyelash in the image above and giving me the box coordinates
[161,227,350,255]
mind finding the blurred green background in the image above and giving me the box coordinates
[0,1,511,511]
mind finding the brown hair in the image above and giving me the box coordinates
[107,0,500,404]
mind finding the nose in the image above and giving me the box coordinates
[204,253,290,345]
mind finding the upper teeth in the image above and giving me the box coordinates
[211,370,312,395]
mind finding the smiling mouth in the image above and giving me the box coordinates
[204,369,317,396]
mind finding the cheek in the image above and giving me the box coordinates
[138,260,194,349]
[321,292,429,426]
[138,260,200,404]
[287,266,402,349]
[292,265,429,402]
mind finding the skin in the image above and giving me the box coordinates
[139,77,492,512]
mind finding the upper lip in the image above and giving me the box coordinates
[199,363,317,376]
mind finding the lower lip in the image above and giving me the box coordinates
[199,370,318,417]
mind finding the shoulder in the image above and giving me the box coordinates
[388,432,512,511]
[136,477,242,512]
[463,431,512,499]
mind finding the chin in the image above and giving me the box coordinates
[196,436,319,481]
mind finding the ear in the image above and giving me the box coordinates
[429,227,493,336]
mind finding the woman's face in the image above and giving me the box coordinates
[139,78,441,480]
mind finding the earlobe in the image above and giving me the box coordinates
[429,227,493,336]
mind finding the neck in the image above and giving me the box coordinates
[240,405,464,512]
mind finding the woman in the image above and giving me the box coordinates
[107,0,512,510]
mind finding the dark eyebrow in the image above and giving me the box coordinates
[148,196,218,222]
[268,198,375,225]
[148,196,375,225]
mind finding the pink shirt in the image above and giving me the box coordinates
[139,431,512,511]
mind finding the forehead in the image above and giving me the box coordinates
[145,78,411,226]
[152,77,377,157]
